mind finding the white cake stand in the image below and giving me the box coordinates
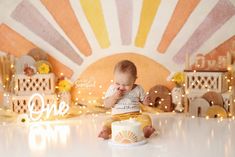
[108,139,147,147]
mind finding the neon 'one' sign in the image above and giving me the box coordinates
[28,93,70,121]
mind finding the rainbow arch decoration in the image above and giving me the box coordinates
[0,0,235,90]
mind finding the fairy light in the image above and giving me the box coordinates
[110,80,113,83]
[154,91,157,94]
[88,92,92,95]
[99,85,102,88]
[206,116,209,119]
[191,116,195,118]
[168,92,171,95]
[185,90,189,95]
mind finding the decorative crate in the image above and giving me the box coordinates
[10,94,57,114]
[185,71,228,94]
[14,73,55,95]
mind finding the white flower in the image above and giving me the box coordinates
[17,114,30,124]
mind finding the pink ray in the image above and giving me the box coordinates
[115,0,133,45]
[11,0,83,65]
[173,0,235,64]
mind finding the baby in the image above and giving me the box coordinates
[98,60,155,139]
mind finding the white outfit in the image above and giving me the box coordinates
[105,84,146,115]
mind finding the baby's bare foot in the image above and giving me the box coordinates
[98,127,111,139]
[143,126,155,138]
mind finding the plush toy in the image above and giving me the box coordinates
[23,64,35,76]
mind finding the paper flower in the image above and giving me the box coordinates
[17,114,30,124]
[38,63,50,74]
[58,79,72,92]
[172,72,185,86]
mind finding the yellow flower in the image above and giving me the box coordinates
[58,79,72,92]
[38,63,50,74]
[172,72,185,86]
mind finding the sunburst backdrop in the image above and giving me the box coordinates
[0,0,235,105]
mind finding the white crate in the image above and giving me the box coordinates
[14,73,55,95]
[185,71,228,93]
[10,94,57,114]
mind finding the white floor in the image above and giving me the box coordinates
[0,113,235,157]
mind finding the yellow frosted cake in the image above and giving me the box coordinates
[111,119,144,144]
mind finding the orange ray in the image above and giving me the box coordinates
[157,0,200,53]
[41,0,92,56]
[0,24,73,78]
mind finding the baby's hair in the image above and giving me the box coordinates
[114,60,137,78]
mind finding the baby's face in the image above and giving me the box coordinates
[114,71,136,93]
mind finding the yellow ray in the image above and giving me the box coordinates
[135,0,161,47]
[80,0,110,48]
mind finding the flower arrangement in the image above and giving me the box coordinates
[170,72,185,87]
[173,72,185,86]
[57,77,73,92]
[38,63,50,74]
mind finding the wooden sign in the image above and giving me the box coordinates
[190,53,231,71]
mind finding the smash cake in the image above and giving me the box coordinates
[111,119,145,145]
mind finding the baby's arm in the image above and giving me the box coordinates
[104,88,124,108]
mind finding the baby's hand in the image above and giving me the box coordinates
[143,95,151,105]
[113,88,124,100]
